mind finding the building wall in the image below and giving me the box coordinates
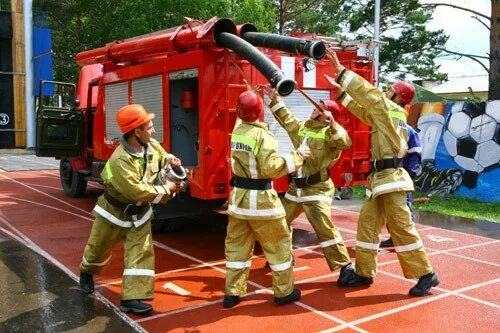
[439,92,488,101]
[409,100,500,203]
[0,11,14,148]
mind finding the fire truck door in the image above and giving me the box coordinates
[36,80,82,157]
[169,71,199,167]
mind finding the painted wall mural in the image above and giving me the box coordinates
[408,100,500,203]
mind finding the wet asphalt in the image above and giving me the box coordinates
[0,150,499,332]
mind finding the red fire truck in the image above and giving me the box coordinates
[35,17,372,229]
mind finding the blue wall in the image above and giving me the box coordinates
[33,27,53,96]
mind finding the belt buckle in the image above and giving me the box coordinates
[123,204,134,215]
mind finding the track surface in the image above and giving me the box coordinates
[0,169,499,332]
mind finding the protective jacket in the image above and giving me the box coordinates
[228,121,304,220]
[81,137,177,301]
[94,137,175,228]
[335,71,432,279]
[336,70,414,198]
[269,97,351,202]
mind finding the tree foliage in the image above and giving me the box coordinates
[36,0,496,96]
[33,0,275,81]
[274,0,448,83]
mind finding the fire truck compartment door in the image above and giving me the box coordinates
[36,81,82,158]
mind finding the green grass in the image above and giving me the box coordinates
[350,186,500,223]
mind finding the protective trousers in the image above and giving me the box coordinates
[225,216,294,298]
[283,198,350,270]
[80,215,155,300]
[355,191,432,279]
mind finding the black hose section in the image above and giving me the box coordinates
[217,32,295,96]
[241,31,326,61]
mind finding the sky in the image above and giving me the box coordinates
[422,0,491,78]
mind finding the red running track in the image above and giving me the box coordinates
[0,170,499,332]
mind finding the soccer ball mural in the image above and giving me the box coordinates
[443,101,500,188]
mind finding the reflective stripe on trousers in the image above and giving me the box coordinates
[355,191,433,279]
[225,216,294,298]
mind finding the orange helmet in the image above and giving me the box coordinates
[116,104,155,133]
[391,81,415,105]
[236,91,264,122]
[321,99,341,113]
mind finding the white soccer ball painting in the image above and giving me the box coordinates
[443,101,500,188]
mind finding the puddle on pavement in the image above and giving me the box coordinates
[415,211,500,240]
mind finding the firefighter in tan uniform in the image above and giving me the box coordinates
[324,49,439,296]
[223,90,310,308]
[79,104,180,314]
[264,87,355,286]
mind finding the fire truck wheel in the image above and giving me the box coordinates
[340,187,353,200]
[60,158,87,198]
[152,218,184,234]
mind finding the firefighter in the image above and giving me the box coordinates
[79,104,181,314]
[324,48,439,297]
[380,124,422,247]
[224,90,310,308]
[264,86,355,286]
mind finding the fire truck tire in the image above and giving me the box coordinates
[152,218,184,234]
[60,158,87,198]
[340,187,354,200]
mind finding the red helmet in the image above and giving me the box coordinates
[116,104,155,133]
[321,99,341,113]
[391,81,415,105]
[236,91,264,122]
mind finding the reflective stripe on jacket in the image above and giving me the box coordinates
[93,137,175,228]
[269,98,351,202]
[228,121,304,220]
[336,70,413,197]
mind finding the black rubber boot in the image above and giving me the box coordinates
[79,272,94,294]
[409,272,440,296]
[337,262,355,287]
[380,237,394,247]
[223,295,240,308]
[274,288,301,305]
[119,300,153,314]
[346,273,374,287]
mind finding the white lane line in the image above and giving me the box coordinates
[163,282,191,296]
[320,276,500,333]
[99,260,228,287]
[19,182,67,191]
[293,266,310,272]
[0,195,93,220]
[0,222,147,333]
[377,270,500,308]
[9,155,59,168]
[438,248,500,268]
[40,170,104,189]
[142,240,366,332]
[2,171,496,331]
[295,219,357,235]
[0,173,93,216]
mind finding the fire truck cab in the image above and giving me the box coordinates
[36,17,373,230]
